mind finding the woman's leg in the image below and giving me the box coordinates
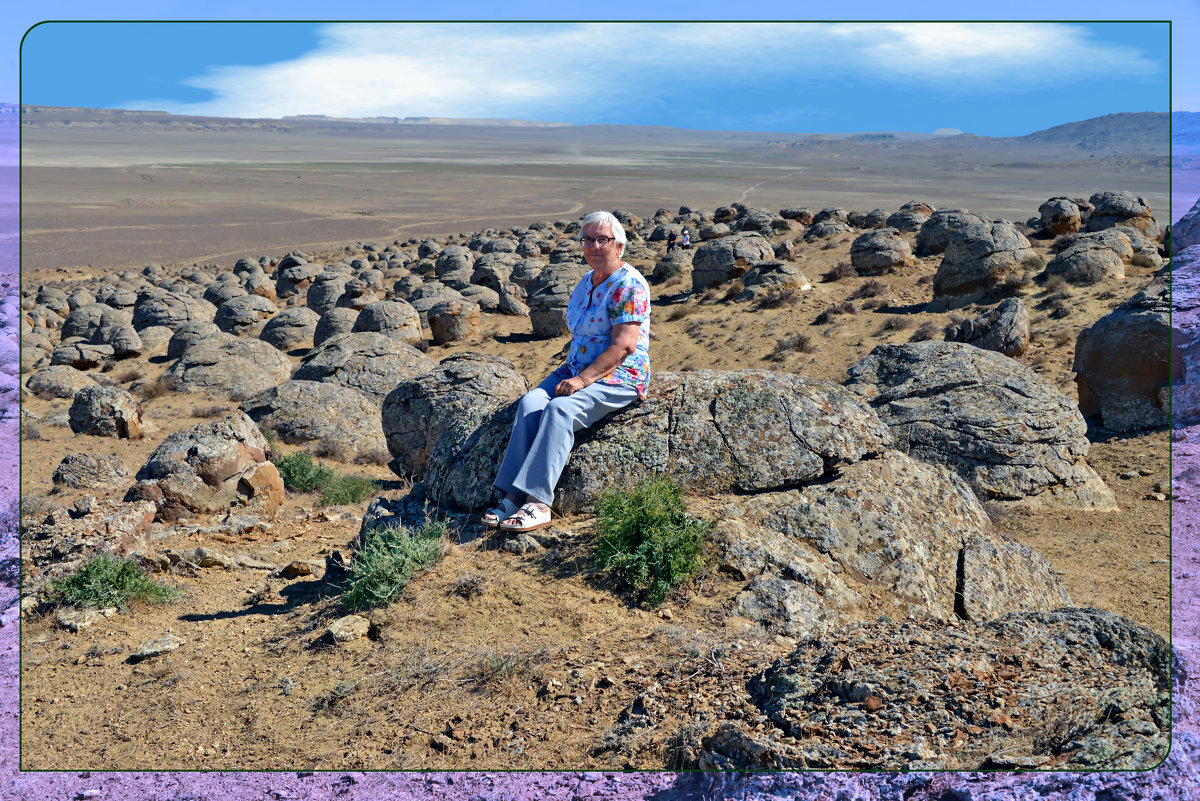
[493,371,562,498]
[509,382,639,506]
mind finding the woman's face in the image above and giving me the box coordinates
[581,222,623,273]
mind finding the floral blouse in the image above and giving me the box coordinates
[563,262,651,398]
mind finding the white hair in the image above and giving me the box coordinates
[581,210,627,247]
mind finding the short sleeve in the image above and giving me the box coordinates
[607,277,650,325]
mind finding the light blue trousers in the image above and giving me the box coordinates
[494,368,639,506]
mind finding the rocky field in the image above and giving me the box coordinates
[11,191,1190,779]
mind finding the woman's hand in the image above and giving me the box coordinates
[555,376,588,396]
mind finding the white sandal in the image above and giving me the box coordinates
[482,497,520,528]
[499,503,553,533]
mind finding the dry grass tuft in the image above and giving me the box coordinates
[766,333,815,361]
[909,321,943,342]
[823,261,857,281]
[848,279,888,300]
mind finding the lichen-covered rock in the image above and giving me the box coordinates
[68,385,144,439]
[259,306,320,352]
[312,307,359,347]
[213,294,278,337]
[240,380,387,461]
[1172,247,1200,426]
[1173,196,1200,254]
[733,261,812,302]
[50,342,114,370]
[293,331,435,406]
[1074,277,1169,432]
[351,299,423,345]
[25,365,97,399]
[52,453,132,490]
[1039,196,1082,236]
[691,233,776,291]
[428,298,480,345]
[131,288,217,331]
[21,498,157,574]
[1085,190,1161,240]
[942,297,1030,357]
[382,353,529,479]
[933,220,1036,303]
[698,609,1169,770]
[1043,240,1126,285]
[425,370,893,513]
[846,341,1115,509]
[164,332,293,399]
[526,262,588,338]
[131,411,283,520]
[849,228,914,274]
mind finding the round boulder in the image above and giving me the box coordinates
[382,353,529,479]
[292,331,435,405]
[260,306,320,352]
[932,220,1036,303]
[213,294,278,337]
[351,300,423,345]
[849,228,914,275]
[429,299,481,345]
[53,453,131,490]
[240,380,387,461]
[691,233,776,291]
[68,385,144,439]
[1039,197,1082,237]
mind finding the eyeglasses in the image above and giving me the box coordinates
[580,236,616,248]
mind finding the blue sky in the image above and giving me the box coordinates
[17,20,1171,136]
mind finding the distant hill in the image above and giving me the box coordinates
[1174,111,1200,152]
[1014,112,1168,152]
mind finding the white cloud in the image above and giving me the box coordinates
[122,22,1163,120]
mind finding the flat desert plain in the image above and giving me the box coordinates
[15,109,1182,772]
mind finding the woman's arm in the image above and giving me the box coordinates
[555,322,640,396]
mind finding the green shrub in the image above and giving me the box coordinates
[273,451,377,505]
[341,521,447,610]
[321,474,377,506]
[49,554,180,610]
[593,477,711,607]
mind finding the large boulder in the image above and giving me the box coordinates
[1042,240,1126,285]
[1173,247,1200,426]
[313,307,359,347]
[351,300,423,345]
[131,288,217,331]
[213,294,278,337]
[1085,191,1160,240]
[292,331,435,406]
[691,233,776,291]
[68,385,144,439]
[20,499,158,580]
[849,229,913,275]
[733,261,812,302]
[25,365,97,399]
[526,262,588,338]
[1173,196,1200,254]
[1074,278,1169,432]
[164,332,293,399]
[428,298,480,344]
[260,306,320,351]
[932,220,1036,303]
[1039,197,1083,236]
[942,297,1030,357]
[240,380,387,461]
[424,370,894,513]
[306,272,351,316]
[52,453,131,490]
[698,609,1168,770]
[381,353,529,479]
[129,412,283,520]
[846,341,1115,510]
[915,209,986,257]
[274,258,322,299]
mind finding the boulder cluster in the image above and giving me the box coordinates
[12,189,1179,771]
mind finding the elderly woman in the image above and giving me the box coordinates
[483,210,651,532]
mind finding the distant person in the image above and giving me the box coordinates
[681,228,691,249]
[482,210,652,533]
[667,229,678,253]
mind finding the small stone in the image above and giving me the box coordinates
[1119,471,1139,480]
[129,633,184,662]
[326,614,370,643]
[659,608,674,621]
[864,695,884,713]
[56,606,117,633]
[276,560,313,579]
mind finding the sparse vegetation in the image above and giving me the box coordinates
[353,447,393,467]
[273,451,378,506]
[721,280,745,302]
[813,301,856,325]
[823,261,857,281]
[48,553,181,610]
[191,403,229,418]
[877,316,915,334]
[1131,251,1158,269]
[468,646,550,690]
[594,477,711,608]
[752,286,802,310]
[767,333,815,361]
[909,321,943,342]
[21,421,44,441]
[1000,270,1034,293]
[849,279,888,300]
[666,303,702,321]
[1050,233,1079,253]
[1021,256,1045,272]
[341,521,447,610]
